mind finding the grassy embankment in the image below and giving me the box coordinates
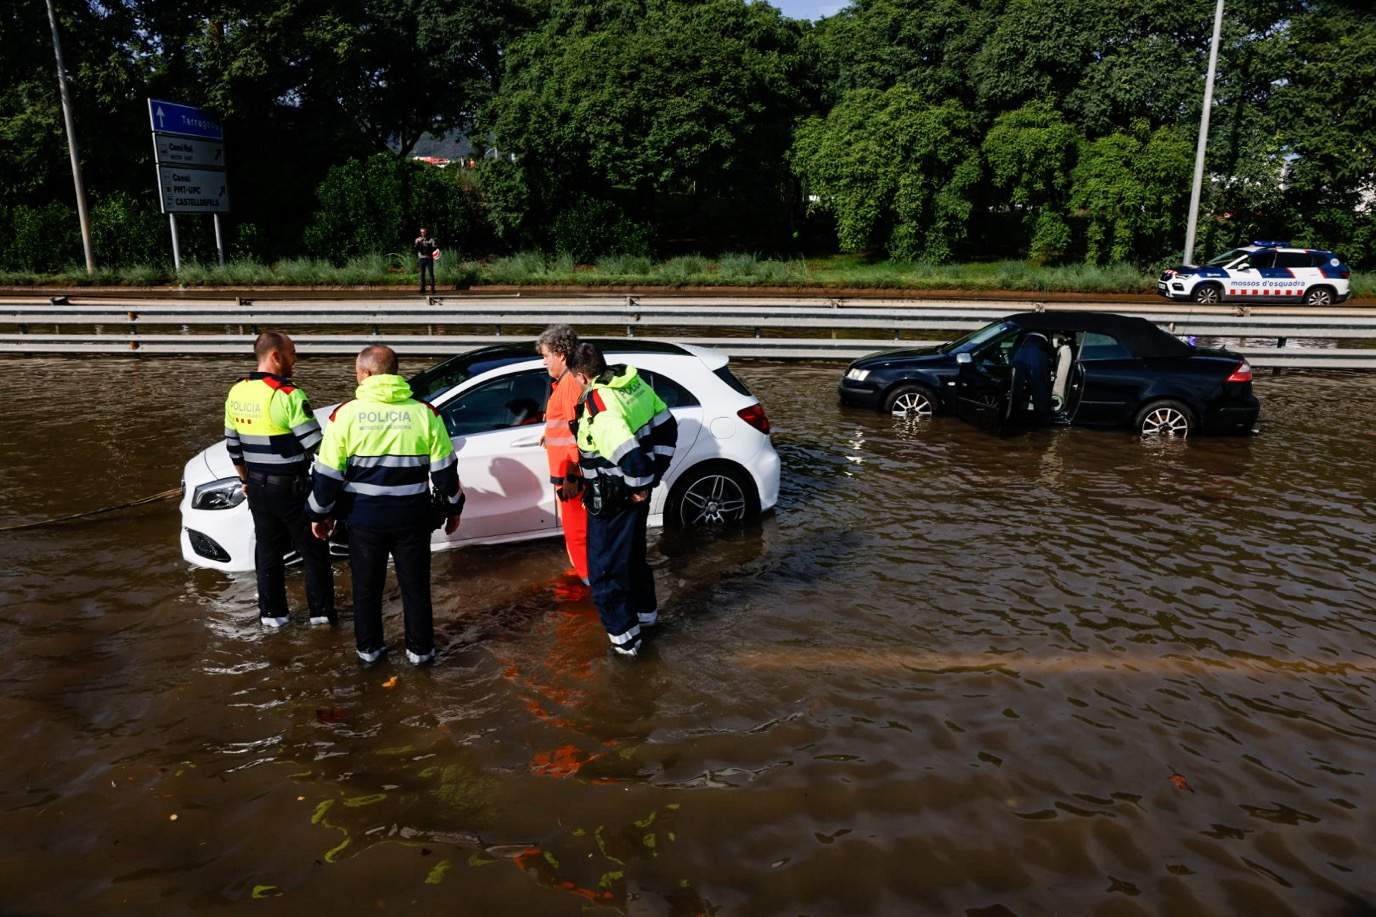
[1,252,1369,297]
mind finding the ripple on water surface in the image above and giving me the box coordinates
[0,357,1373,913]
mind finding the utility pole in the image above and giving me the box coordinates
[1183,0,1225,266]
[44,0,95,275]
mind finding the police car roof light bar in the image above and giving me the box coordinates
[1250,240,1291,248]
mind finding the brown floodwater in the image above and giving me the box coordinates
[1,356,1375,915]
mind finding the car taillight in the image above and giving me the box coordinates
[1226,360,1252,383]
[737,403,771,434]
[1339,269,1350,279]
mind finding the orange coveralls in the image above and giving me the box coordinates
[544,370,589,582]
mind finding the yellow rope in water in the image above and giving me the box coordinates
[0,488,181,532]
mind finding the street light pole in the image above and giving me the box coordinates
[1183,0,1225,266]
[44,0,96,275]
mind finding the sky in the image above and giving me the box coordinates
[768,0,850,21]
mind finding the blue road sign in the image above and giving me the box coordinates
[147,99,223,140]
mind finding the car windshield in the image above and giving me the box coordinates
[1205,248,1249,266]
[940,321,1012,354]
[407,347,538,401]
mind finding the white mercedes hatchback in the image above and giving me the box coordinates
[179,340,781,572]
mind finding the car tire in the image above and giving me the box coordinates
[1135,399,1196,438]
[1304,285,1335,307]
[666,462,760,529]
[1192,283,1223,304]
[883,383,939,418]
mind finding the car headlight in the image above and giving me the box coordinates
[845,368,870,382]
[192,476,246,510]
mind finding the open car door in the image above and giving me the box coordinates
[955,331,1020,433]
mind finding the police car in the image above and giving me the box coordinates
[1158,242,1351,306]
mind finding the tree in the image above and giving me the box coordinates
[792,87,981,261]
[482,0,809,252]
[1070,122,1193,265]
[1272,0,1376,264]
[804,0,998,107]
[982,101,1081,262]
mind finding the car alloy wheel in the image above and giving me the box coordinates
[884,384,937,419]
[1192,284,1221,304]
[1140,405,1191,437]
[1304,286,1334,306]
[678,472,749,527]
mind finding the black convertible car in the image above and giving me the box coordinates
[838,311,1259,436]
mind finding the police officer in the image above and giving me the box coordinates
[307,345,463,665]
[569,343,677,657]
[223,331,334,628]
[414,227,438,294]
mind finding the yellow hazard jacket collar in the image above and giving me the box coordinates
[354,373,414,404]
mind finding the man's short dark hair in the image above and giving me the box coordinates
[255,331,291,361]
[570,342,607,378]
[357,344,399,375]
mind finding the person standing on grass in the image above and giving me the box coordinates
[414,227,438,293]
[537,324,590,585]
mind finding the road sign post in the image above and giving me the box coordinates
[148,99,229,273]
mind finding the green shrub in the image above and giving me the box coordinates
[90,192,164,267]
[596,253,653,275]
[652,255,710,284]
[549,196,651,262]
[3,201,79,271]
[304,155,485,263]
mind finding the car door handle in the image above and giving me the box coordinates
[510,434,542,448]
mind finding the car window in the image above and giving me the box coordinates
[975,329,1021,365]
[1246,251,1277,269]
[1275,251,1313,269]
[440,369,548,437]
[1206,248,1248,266]
[640,370,700,408]
[1078,332,1131,361]
[943,320,1012,353]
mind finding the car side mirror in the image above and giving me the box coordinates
[956,352,972,364]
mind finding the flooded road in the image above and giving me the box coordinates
[2,356,1375,915]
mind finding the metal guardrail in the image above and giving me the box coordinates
[1,295,1374,367]
[2,333,1371,368]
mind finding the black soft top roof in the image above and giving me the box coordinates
[1008,311,1191,358]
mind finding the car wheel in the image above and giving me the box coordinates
[883,383,938,419]
[1135,400,1195,438]
[666,463,759,529]
[1192,283,1223,304]
[1304,285,1335,307]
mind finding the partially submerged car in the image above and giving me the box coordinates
[181,340,780,573]
[839,311,1259,437]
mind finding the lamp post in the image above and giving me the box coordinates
[1183,0,1225,266]
[44,0,96,275]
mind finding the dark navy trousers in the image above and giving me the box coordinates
[247,473,334,622]
[348,523,434,657]
[586,500,656,651]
